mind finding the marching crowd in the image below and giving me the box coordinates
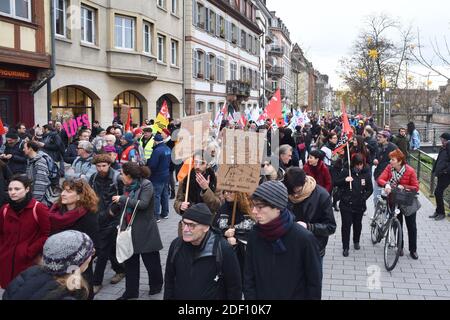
[0,113,449,300]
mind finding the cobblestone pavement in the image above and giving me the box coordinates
[1,194,449,300]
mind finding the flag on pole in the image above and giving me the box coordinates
[333,101,354,155]
[177,157,193,182]
[214,103,227,127]
[0,117,5,135]
[160,100,171,119]
[124,108,132,133]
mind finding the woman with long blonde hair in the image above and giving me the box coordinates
[213,191,256,275]
[48,179,99,299]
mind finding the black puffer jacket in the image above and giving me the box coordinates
[288,185,336,257]
[432,143,450,178]
[335,166,373,212]
[2,266,85,300]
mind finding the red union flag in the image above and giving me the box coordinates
[0,117,5,135]
[160,100,171,119]
[257,89,284,125]
[333,101,354,155]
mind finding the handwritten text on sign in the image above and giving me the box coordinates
[216,164,260,194]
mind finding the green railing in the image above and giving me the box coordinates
[408,150,450,205]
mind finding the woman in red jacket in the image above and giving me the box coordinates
[377,149,420,260]
[0,174,50,288]
[303,149,332,194]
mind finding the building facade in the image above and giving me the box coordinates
[268,11,291,107]
[291,43,311,109]
[0,0,52,127]
[34,0,183,128]
[184,0,262,119]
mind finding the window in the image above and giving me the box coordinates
[81,5,95,44]
[240,30,246,49]
[207,102,215,113]
[54,0,68,37]
[171,0,177,14]
[143,22,152,54]
[0,0,31,21]
[157,0,166,9]
[193,50,205,78]
[230,61,237,81]
[158,34,166,62]
[195,101,204,114]
[207,9,215,34]
[216,57,225,83]
[206,54,215,81]
[171,40,178,66]
[231,24,238,44]
[115,15,135,50]
[113,91,143,126]
[51,86,94,124]
[194,2,205,29]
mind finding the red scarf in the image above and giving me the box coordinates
[49,204,88,233]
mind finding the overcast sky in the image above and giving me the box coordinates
[266,0,450,89]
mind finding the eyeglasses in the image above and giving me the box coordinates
[181,221,199,230]
[261,163,270,168]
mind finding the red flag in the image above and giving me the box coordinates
[266,89,283,121]
[160,100,171,119]
[333,101,354,155]
[0,117,5,135]
[124,108,132,133]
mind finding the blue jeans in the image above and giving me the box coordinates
[153,182,169,218]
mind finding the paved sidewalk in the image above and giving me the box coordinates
[1,194,449,300]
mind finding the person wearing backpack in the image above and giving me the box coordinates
[89,154,125,294]
[164,203,242,300]
[0,174,50,289]
[23,141,53,207]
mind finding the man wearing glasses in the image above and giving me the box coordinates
[164,203,242,300]
[243,180,322,300]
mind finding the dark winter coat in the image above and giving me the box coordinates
[2,265,85,300]
[3,140,27,174]
[432,142,450,178]
[147,142,171,184]
[364,136,378,166]
[393,134,409,159]
[0,163,12,207]
[0,199,50,288]
[42,131,64,162]
[63,141,78,165]
[288,186,336,257]
[117,179,163,254]
[164,230,242,300]
[374,142,398,179]
[335,166,373,212]
[243,222,322,300]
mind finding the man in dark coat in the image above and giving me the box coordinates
[1,132,27,174]
[164,203,242,300]
[147,133,171,221]
[393,128,409,159]
[431,133,450,220]
[284,168,336,262]
[244,181,322,300]
[89,154,125,293]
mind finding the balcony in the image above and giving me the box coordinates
[265,81,274,93]
[226,80,251,97]
[107,50,157,81]
[268,66,284,79]
[268,45,284,56]
[265,56,273,69]
[265,32,274,44]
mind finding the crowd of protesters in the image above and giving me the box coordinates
[0,109,448,300]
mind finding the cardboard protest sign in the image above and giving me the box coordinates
[173,113,211,161]
[216,164,260,194]
[63,114,91,138]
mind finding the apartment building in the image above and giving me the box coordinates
[0,0,52,127]
[34,0,183,127]
[184,0,262,119]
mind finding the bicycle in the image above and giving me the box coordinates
[370,193,403,271]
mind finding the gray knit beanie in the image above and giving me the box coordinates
[42,230,94,275]
[252,180,288,210]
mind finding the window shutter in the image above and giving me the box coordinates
[216,15,221,37]
[193,49,197,78]
[192,0,197,26]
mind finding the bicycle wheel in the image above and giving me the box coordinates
[384,218,402,271]
[370,206,382,244]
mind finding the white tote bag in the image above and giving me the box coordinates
[116,198,140,264]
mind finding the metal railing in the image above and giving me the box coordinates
[391,127,447,146]
[407,150,450,205]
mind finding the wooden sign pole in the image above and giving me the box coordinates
[184,158,193,203]
[231,196,238,228]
